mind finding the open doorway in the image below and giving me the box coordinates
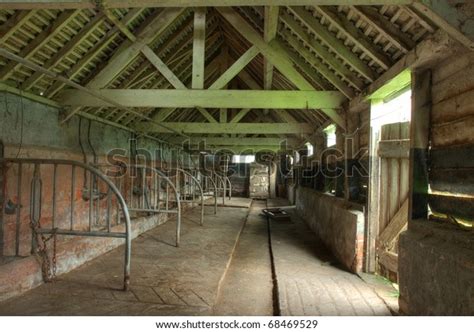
[367,70,411,283]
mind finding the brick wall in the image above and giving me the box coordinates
[0,91,192,301]
[295,186,365,273]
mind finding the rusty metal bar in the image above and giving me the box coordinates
[15,162,22,256]
[70,165,75,231]
[52,164,57,229]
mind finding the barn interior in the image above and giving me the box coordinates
[0,0,473,316]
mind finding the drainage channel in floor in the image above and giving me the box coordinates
[213,199,275,316]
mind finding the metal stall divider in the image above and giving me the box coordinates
[196,169,218,215]
[98,163,182,247]
[0,158,132,291]
[170,168,205,226]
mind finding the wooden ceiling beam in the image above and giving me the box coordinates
[230,108,251,123]
[197,107,218,123]
[0,1,418,10]
[208,45,259,90]
[0,9,79,81]
[0,10,37,44]
[60,8,185,123]
[44,8,144,98]
[314,6,392,71]
[105,9,187,89]
[289,6,377,82]
[87,7,185,89]
[192,8,206,89]
[58,89,346,109]
[21,12,107,91]
[0,46,188,137]
[167,136,298,146]
[280,30,354,98]
[136,122,313,135]
[280,10,365,90]
[216,7,314,91]
[264,6,280,90]
[349,6,415,53]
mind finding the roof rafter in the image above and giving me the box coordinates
[21,11,107,91]
[0,9,79,80]
[104,9,187,90]
[289,6,377,82]
[314,6,392,70]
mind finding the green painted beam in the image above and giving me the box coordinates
[167,136,299,146]
[57,89,346,109]
[135,122,313,134]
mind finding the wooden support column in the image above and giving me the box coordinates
[409,69,432,222]
[264,6,279,90]
[192,8,206,89]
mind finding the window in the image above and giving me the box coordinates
[371,88,411,129]
[305,142,314,157]
[232,154,255,163]
[323,124,336,147]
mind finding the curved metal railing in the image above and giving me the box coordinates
[0,158,132,291]
[168,168,204,226]
[213,172,232,205]
[98,163,182,247]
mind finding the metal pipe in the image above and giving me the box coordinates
[15,162,22,256]
[52,164,57,229]
[70,165,75,230]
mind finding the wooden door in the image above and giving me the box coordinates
[375,122,410,282]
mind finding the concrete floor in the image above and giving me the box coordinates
[268,199,392,316]
[0,198,393,316]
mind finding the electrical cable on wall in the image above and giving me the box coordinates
[87,119,98,165]
[78,117,88,186]
[15,91,24,159]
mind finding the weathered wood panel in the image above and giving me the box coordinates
[431,89,474,124]
[428,53,474,224]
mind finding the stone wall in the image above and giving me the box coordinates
[295,186,365,273]
[399,220,474,315]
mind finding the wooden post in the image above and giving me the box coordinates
[409,70,431,222]
[192,8,206,89]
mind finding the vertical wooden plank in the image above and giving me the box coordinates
[367,124,380,273]
[399,122,410,205]
[192,8,206,89]
[388,123,401,227]
[409,70,431,221]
